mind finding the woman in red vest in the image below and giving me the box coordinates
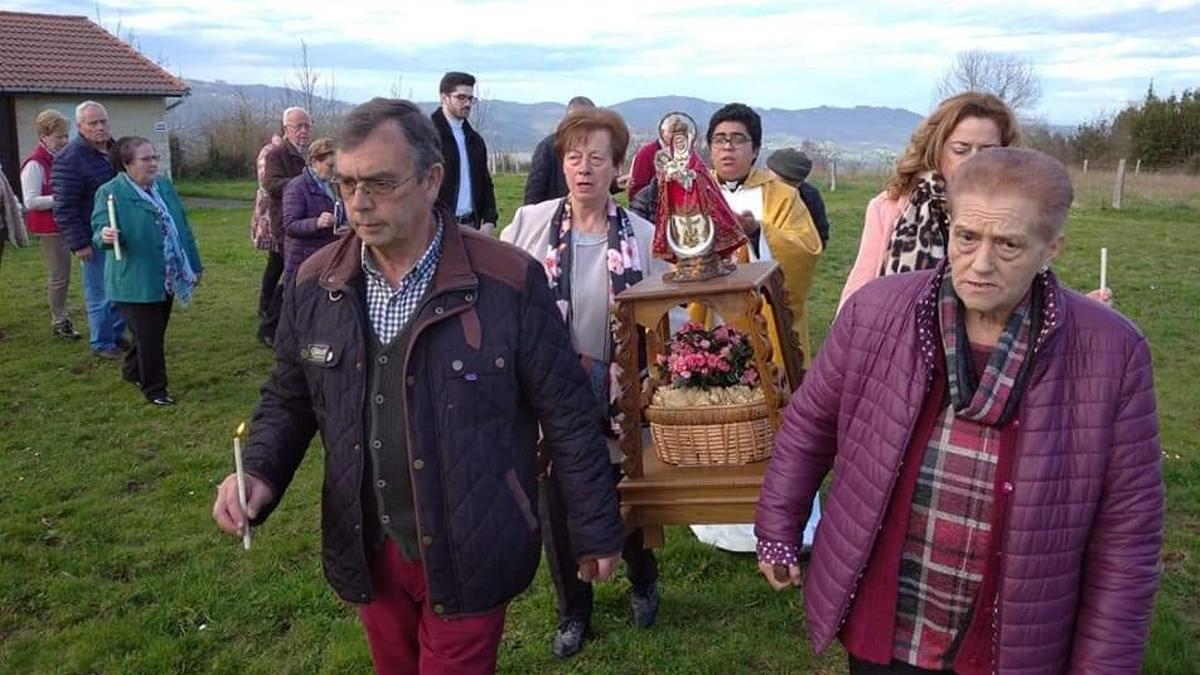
[21,109,80,339]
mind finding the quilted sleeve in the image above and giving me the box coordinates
[1068,335,1164,673]
[242,280,320,524]
[754,296,849,547]
[282,178,326,238]
[50,151,90,252]
[515,260,623,560]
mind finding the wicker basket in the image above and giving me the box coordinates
[645,399,774,466]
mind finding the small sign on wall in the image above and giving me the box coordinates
[154,121,168,133]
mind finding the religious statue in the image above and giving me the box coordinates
[650,112,745,281]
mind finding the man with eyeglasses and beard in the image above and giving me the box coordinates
[212,98,622,674]
[431,71,498,234]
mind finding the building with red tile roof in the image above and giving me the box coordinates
[0,10,190,193]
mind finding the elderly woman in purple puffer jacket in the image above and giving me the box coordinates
[754,148,1163,675]
[281,137,343,282]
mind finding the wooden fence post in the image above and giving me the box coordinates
[1135,158,1142,175]
[830,160,837,192]
[1083,159,1089,173]
[1112,158,1127,209]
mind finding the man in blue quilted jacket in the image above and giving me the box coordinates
[213,97,623,674]
[51,101,126,358]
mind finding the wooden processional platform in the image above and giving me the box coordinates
[611,261,805,548]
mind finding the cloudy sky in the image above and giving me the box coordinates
[16,0,1200,124]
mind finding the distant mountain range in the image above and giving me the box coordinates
[169,79,925,160]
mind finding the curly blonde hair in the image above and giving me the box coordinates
[885,92,1020,198]
[35,109,69,138]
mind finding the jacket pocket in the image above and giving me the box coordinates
[298,335,346,411]
[504,468,538,532]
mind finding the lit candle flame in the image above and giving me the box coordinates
[235,422,247,438]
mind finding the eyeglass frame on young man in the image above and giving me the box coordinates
[710,132,752,149]
[331,172,421,200]
[449,93,477,104]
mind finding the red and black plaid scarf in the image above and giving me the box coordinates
[937,266,1049,427]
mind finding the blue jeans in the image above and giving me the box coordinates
[80,254,125,350]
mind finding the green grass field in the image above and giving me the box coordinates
[1,173,1197,674]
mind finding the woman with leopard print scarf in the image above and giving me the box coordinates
[839,92,1018,309]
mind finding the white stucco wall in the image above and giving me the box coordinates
[14,95,181,178]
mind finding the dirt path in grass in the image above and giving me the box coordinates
[182,196,252,209]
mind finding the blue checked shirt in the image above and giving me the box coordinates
[361,221,445,345]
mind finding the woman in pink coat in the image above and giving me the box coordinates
[839,93,1018,309]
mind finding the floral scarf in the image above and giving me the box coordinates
[937,265,1050,427]
[882,171,949,276]
[543,197,644,434]
[123,174,198,308]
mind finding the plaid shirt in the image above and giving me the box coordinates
[892,372,999,669]
[361,221,445,345]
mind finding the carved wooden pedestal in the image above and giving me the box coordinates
[613,261,804,547]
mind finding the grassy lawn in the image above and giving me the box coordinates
[1,173,1196,674]
[172,178,258,202]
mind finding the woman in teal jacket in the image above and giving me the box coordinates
[92,136,202,406]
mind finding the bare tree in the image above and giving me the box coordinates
[389,74,414,100]
[936,50,1042,115]
[284,40,341,127]
[288,39,320,114]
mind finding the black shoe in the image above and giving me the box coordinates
[630,583,659,628]
[550,619,588,659]
[92,347,122,360]
[149,394,175,406]
[52,320,82,340]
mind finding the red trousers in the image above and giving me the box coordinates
[359,541,507,674]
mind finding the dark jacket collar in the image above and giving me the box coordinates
[914,261,1067,376]
[69,135,113,160]
[431,107,474,136]
[313,204,476,295]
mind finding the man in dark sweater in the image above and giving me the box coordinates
[256,107,310,346]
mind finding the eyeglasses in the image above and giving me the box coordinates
[133,154,160,162]
[450,94,476,103]
[710,133,752,149]
[286,122,312,130]
[332,173,419,200]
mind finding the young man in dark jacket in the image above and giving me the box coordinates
[50,101,125,358]
[430,71,498,233]
[213,98,623,674]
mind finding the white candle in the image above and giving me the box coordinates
[1100,247,1108,291]
[233,422,252,550]
[106,194,122,261]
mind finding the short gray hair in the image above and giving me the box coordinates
[282,106,310,126]
[949,147,1074,240]
[338,98,443,176]
[75,100,106,123]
